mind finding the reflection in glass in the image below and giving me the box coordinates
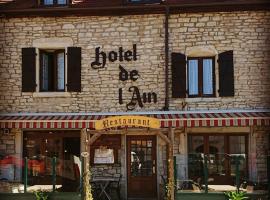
[131,140,153,177]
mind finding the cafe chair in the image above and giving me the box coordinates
[108,175,122,200]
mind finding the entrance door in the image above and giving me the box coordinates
[127,135,157,199]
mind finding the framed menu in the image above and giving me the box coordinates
[94,148,114,164]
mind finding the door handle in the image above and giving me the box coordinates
[152,166,155,174]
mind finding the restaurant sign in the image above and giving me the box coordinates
[95,116,160,130]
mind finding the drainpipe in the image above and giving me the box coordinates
[164,6,170,111]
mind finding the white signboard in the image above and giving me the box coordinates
[94,149,114,164]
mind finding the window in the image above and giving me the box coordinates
[22,47,81,93]
[41,0,67,6]
[171,50,234,98]
[188,134,247,185]
[39,50,65,92]
[187,57,215,97]
[127,0,161,4]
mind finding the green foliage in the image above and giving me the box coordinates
[224,191,248,200]
[34,190,49,200]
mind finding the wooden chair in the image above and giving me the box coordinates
[108,175,122,200]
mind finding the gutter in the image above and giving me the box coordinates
[164,6,169,111]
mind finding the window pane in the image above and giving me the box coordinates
[57,0,66,4]
[208,136,225,177]
[203,59,213,95]
[188,136,204,180]
[229,136,247,178]
[41,54,49,91]
[188,60,199,95]
[44,0,53,5]
[57,52,65,90]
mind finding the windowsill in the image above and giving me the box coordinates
[184,97,222,102]
[33,92,71,98]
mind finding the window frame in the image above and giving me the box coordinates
[40,0,68,7]
[126,0,161,4]
[39,49,66,92]
[187,56,216,98]
[188,133,249,181]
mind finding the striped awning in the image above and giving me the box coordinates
[0,111,269,129]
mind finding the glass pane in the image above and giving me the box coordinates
[203,59,213,95]
[41,53,49,91]
[44,0,53,5]
[130,139,153,177]
[188,60,199,95]
[57,0,66,4]
[57,52,65,90]
[229,136,247,178]
[208,136,225,177]
[188,136,204,180]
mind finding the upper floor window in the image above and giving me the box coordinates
[127,0,161,4]
[21,47,81,93]
[41,0,67,6]
[40,50,65,92]
[171,50,234,98]
[187,57,215,97]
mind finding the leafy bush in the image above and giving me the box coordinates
[224,191,248,200]
[34,190,49,200]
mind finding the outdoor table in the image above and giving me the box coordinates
[207,185,246,192]
[27,185,62,192]
[91,177,118,200]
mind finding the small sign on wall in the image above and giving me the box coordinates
[94,148,114,164]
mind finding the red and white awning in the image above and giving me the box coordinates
[0,111,269,129]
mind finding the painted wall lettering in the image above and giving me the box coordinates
[91,44,158,111]
[91,44,137,69]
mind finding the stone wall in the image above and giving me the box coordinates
[254,129,269,183]
[0,129,16,156]
[0,11,269,113]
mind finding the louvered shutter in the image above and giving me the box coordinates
[171,53,186,98]
[218,50,234,97]
[22,48,36,92]
[67,47,81,92]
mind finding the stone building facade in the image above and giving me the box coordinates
[0,1,269,199]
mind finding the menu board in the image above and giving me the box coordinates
[94,148,114,164]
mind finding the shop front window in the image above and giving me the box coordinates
[188,134,247,186]
[23,131,81,192]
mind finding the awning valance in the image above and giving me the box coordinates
[0,111,269,129]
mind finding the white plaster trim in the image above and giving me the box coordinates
[1,109,269,116]
[184,97,222,103]
[33,92,71,98]
[32,37,73,49]
[186,45,218,57]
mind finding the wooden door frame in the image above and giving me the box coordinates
[126,135,157,199]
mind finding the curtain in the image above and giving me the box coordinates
[42,54,49,91]
[188,60,198,95]
[44,0,53,5]
[57,0,67,4]
[57,52,65,90]
[203,59,213,95]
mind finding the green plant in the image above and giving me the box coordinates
[224,191,248,200]
[34,190,49,200]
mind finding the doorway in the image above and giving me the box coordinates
[127,135,157,199]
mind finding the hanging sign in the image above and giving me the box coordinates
[95,116,160,130]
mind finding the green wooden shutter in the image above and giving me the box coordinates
[218,50,234,97]
[22,48,36,92]
[171,52,186,98]
[67,47,81,92]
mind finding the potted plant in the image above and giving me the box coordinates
[34,190,49,200]
[224,191,248,200]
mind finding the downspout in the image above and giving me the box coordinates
[164,5,170,111]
